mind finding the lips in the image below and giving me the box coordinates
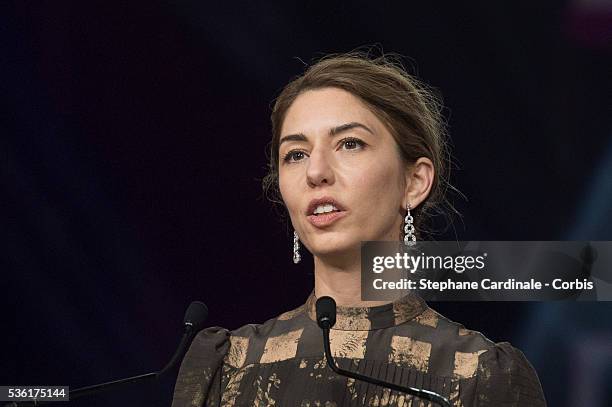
[305,196,347,216]
[305,196,347,228]
[307,210,347,228]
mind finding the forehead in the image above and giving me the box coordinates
[280,87,387,137]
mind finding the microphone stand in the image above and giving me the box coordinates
[4,302,207,407]
[70,324,195,400]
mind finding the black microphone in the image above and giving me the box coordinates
[158,301,208,377]
[4,301,208,407]
[315,296,451,407]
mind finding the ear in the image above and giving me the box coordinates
[403,157,435,209]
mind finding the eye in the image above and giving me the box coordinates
[339,137,366,151]
[282,150,307,163]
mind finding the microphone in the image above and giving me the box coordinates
[4,301,208,407]
[315,296,451,407]
[158,301,208,377]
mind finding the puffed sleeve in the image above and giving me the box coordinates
[171,326,230,407]
[474,341,546,406]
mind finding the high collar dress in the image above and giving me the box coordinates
[171,290,546,406]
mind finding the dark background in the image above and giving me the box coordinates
[2,1,611,406]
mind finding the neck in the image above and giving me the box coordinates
[313,250,400,307]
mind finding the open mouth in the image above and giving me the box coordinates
[305,197,347,227]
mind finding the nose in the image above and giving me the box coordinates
[306,147,335,188]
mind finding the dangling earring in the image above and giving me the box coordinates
[293,230,301,264]
[403,203,416,246]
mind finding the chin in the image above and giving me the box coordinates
[309,239,361,258]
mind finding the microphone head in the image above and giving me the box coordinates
[184,301,208,332]
[315,296,336,329]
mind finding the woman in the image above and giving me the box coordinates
[172,53,546,406]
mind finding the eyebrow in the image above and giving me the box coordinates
[279,122,374,146]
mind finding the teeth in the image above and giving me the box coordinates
[313,204,338,215]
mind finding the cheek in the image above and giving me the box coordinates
[278,173,300,214]
[348,162,403,227]
[352,161,401,198]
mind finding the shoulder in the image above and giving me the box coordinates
[400,306,498,354]
[423,309,543,382]
[172,326,231,407]
[223,303,309,369]
[408,306,526,357]
[182,326,232,368]
[180,326,230,376]
[400,308,546,405]
[426,307,493,344]
[474,341,547,406]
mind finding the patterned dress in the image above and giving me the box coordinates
[171,290,546,406]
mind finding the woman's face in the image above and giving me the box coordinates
[278,87,409,259]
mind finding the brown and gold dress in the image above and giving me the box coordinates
[171,290,546,406]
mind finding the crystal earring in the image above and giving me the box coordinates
[293,230,301,264]
[403,203,416,246]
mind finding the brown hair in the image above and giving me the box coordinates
[262,51,459,239]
